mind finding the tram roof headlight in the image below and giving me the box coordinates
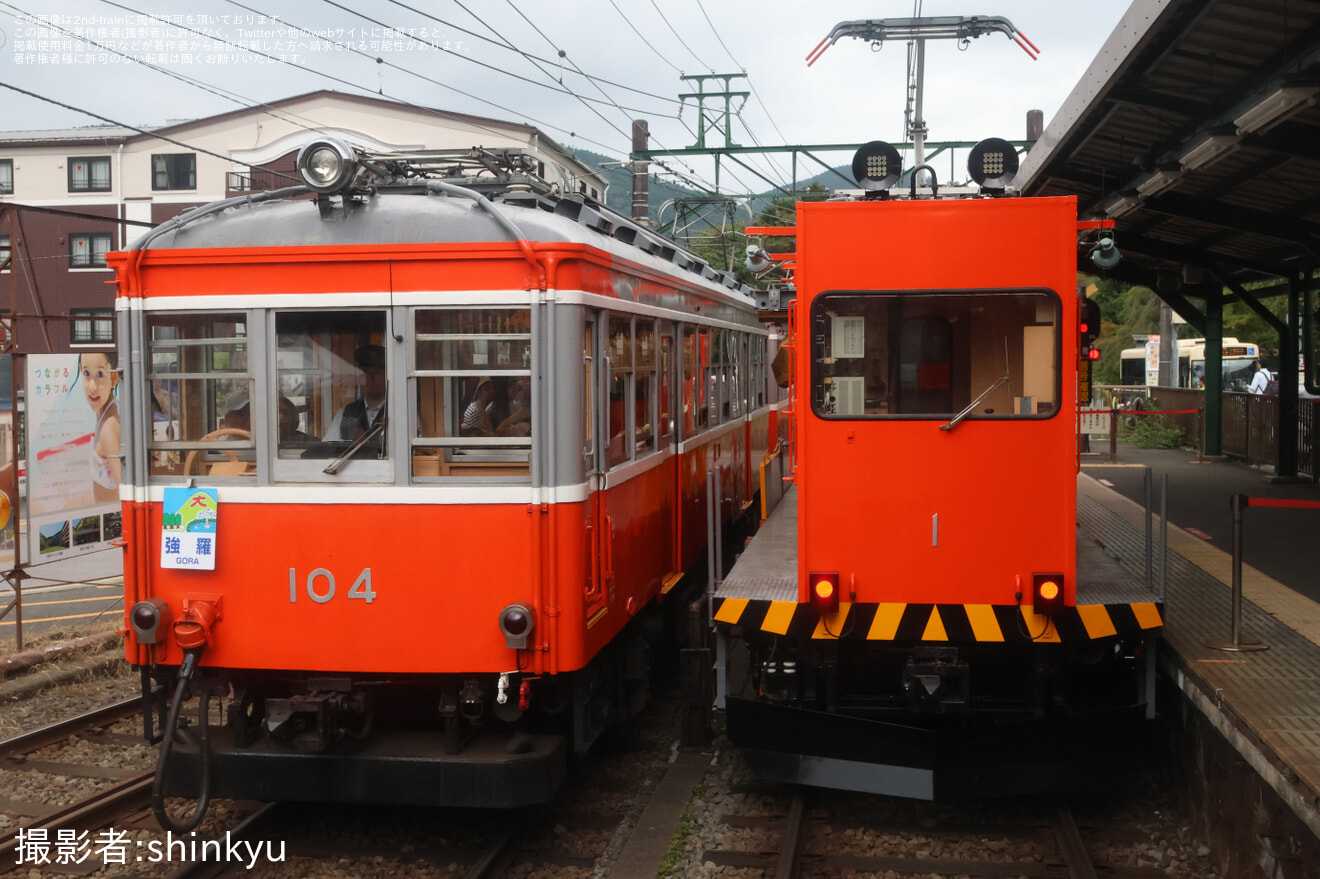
[967,137,1019,191]
[296,136,360,194]
[851,141,902,192]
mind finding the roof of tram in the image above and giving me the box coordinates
[1016,0,1320,291]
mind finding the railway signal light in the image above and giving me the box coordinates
[1032,573,1065,615]
[809,571,840,616]
[1079,297,1102,359]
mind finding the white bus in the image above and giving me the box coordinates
[1119,336,1261,391]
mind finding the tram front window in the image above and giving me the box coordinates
[275,310,389,466]
[146,313,252,478]
[810,290,1060,420]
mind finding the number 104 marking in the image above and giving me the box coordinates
[288,568,376,604]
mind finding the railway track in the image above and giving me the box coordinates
[0,697,151,874]
[698,788,1170,879]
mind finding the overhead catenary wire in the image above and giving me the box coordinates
[489,0,756,197]
[345,0,678,117]
[81,0,642,155]
[90,0,630,157]
[448,0,632,143]
[693,0,795,182]
[1,0,341,185]
[605,0,684,74]
[11,1,782,205]
[648,0,712,71]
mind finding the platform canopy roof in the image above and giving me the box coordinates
[1017,0,1320,291]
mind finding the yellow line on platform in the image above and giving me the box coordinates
[1,610,119,627]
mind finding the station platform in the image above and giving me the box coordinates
[1079,462,1320,841]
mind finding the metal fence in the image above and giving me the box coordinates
[1137,387,1318,480]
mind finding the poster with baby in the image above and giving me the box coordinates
[26,353,123,562]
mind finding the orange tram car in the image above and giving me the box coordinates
[112,138,779,827]
[714,139,1165,801]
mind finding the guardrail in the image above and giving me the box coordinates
[1091,386,1318,480]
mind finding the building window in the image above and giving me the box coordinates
[71,309,114,344]
[70,233,112,268]
[0,234,9,268]
[0,159,12,194]
[152,154,196,190]
[69,157,111,192]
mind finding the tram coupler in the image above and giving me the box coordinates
[262,678,365,753]
[904,647,969,712]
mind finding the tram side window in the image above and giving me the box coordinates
[681,326,697,436]
[635,318,655,455]
[412,308,531,479]
[751,335,766,409]
[273,310,388,464]
[697,327,711,429]
[607,315,632,467]
[709,329,727,425]
[146,313,251,478]
[659,333,674,439]
[809,290,1059,419]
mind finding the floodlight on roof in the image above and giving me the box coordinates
[1101,191,1143,219]
[1233,84,1320,135]
[851,141,902,192]
[966,137,1019,191]
[1178,133,1238,171]
[1134,167,1181,198]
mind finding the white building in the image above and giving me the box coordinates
[0,90,607,354]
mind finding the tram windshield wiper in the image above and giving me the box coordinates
[940,337,1010,432]
[322,419,386,475]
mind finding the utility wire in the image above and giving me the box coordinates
[606,0,683,73]
[458,0,731,196]
[364,0,676,115]
[692,0,795,183]
[449,0,630,142]
[211,0,624,155]
[648,0,711,71]
[2,0,333,181]
[0,81,292,177]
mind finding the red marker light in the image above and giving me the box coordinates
[1088,348,1101,361]
[1032,573,1065,615]
[809,571,840,615]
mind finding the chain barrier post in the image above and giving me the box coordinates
[1206,493,1267,652]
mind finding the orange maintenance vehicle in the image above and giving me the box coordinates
[714,139,1164,800]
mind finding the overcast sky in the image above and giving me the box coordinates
[1,0,1132,193]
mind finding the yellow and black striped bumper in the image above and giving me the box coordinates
[712,598,1162,643]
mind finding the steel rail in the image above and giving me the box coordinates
[773,792,808,879]
[0,696,140,758]
[0,770,153,875]
[1054,801,1100,879]
[159,802,281,879]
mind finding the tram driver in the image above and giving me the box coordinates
[324,344,388,441]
